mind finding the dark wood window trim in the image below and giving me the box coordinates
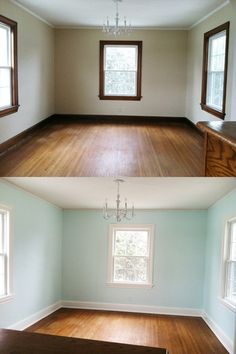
[201,22,230,120]
[0,15,19,118]
[99,40,142,101]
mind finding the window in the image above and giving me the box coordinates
[99,41,142,101]
[222,217,236,311]
[201,22,230,119]
[0,206,12,303]
[0,15,19,118]
[107,224,154,288]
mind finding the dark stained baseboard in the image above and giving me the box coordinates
[54,114,188,125]
[0,115,55,156]
[0,114,201,156]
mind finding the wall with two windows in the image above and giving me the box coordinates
[0,180,235,350]
[186,2,235,123]
[0,180,62,328]
[0,0,55,144]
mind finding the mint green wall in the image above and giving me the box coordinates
[62,210,206,308]
[204,189,236,345]
[0,181,62,328]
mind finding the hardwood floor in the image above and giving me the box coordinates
[26,309,228,354]
[0,119,204,176]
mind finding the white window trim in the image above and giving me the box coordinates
[107,224,154,289]
[0,204,13,304]
[220,216,236,312]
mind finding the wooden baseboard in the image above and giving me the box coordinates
[0,115,55,156]
[0,114,201,156]
[54,114,190,125]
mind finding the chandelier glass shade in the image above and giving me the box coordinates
[103,179,134,222]
[102,0,132,36]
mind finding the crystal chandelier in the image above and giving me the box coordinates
[102,0,132,36]
[103,179,134,222]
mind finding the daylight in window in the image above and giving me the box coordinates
[0,15,18,117]
[225,219,236,307]
[0,207,10,299]
[0,23,12,109]
[108,225,154,287]
[201,22,229,119]
[206,31,226,112]
[100,41,142,100]
[105,45,137,96]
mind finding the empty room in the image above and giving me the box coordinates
[0,0,235,177]
[0,177,236,353]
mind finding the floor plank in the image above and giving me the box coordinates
[0,120,204,176]
[26,309,228,354]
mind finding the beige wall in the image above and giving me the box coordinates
[0,0,55,144]
[186,3,235,123]
[55,29,187,117]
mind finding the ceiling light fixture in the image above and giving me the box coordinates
[102,0,132,36]
[103,179,134,222]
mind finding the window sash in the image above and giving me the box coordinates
[0,67,12,109]
[0,209,9,298]
[225,260,236,304]
[108,225,154,286]
[0,253,7,297]
[201,22,229,119]
[223,219,236,309]
[0,15,19,117]
[104,45,138,97]
[206,31,226,112]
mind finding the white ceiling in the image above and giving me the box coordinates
[12,0,228,28]
[4,177,236,210]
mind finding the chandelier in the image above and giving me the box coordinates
[103,179,134,222]
[102,0,132,36]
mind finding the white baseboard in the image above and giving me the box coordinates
[202,311,234,354]
[61,300,202,317]
[5,300,233,354]
[7,301,62,331]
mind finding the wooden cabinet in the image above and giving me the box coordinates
[197,121,236,176]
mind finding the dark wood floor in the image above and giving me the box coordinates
[26,309,228,354]
[0,120,204,176]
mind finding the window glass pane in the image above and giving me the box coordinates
[206,31,226,112]
[0,255,5,296]
[0,214,3,254]
[208,31,226,72]
[105,46,137,71]
[0,25,10,66]
[0,68,12,108]
[105,71,136,96]
[227,262,236,303]
[207,72,224,110]
[114,230,148,256]
[114,256,148,282]
[231,222,236,261]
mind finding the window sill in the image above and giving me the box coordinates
[200,103,225,119]
[107,282,153,289]
[0,294,14,304]
[0,105,20,118]
[99,95,142,101]
[219,297,236,312]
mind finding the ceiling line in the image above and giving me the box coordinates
[190,0,230,29]
[10,0,230,31]
[55,26,189,31]
[0,178,60,209]
[10,0,54,27]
